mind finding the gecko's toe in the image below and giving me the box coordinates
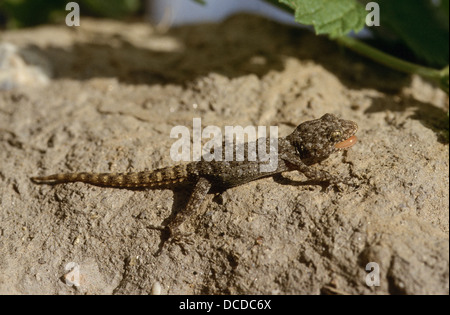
[170,232,194,245]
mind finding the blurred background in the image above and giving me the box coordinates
[0,0,448,68]
[0,0,293,29]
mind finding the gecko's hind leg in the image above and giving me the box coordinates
[151,177,212,255]
[167,177,212,243]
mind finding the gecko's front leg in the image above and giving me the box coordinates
[280,151,348,185]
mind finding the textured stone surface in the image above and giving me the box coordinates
[0,15,448,294]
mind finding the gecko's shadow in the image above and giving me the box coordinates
[137,186,192,255]
[144,172,334,255]
[152,184,243,255]
[365,94,449,144]
[142,185,213,256]
[143,174,325,255]
[272,173,335,192]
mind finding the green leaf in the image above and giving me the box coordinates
[439,0,449,21]
[374,0,449,67]
[82,0,140,19]
[279,0,366,38]
[1,0,63,28]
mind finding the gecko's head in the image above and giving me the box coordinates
[288,113,358,164]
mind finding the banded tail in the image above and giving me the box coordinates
[31,165,195,189]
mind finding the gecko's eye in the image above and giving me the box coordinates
[330,130,342,142]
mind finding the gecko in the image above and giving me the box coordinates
[32,113,358,244]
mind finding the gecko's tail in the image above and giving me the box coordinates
[31,173,95,185]
[31,165,194,189]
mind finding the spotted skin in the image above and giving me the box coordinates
[32,164,194,188]
[32,113,358,244]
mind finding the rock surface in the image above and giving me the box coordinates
[0,15,448,294]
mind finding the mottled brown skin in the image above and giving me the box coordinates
[32,113,358,243]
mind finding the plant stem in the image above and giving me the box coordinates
[336,36,442,83]
[264,0,448,94]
